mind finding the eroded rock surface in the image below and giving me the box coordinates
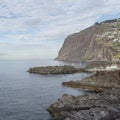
[48,89,120,120]
[62,70,120,92]
[28,65,79,74]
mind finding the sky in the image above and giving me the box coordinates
[0,0,120,60]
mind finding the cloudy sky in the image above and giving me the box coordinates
[0,0,120,60]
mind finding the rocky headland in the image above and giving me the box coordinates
[62,70,120,92]
[47,18,120,119]
[28,65,87,74]
[33,18,120,120]
[56,18,120,62]
[48,69,120,120]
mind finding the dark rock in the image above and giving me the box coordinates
[62,70,120,92]
[48,89,120,120]
[28,65,80,74]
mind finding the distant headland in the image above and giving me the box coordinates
[56,18,120,62]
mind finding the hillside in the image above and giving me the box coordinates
[56,18,120,61]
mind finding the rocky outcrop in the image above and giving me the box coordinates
[28,65,81,74]
[62,70,120,92]
[56,18,120,61]
[48,70,120,119]
[48,89,120,120]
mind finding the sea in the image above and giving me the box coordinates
[0,59,91,120]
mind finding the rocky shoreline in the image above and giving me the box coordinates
[56,18,120,62]
[28,63,120,119]
[28,61,120,75]
[48,69,120,120]
[47,18,120,119]
[28,65,87,74]
[62,70,120,92]
[48,88,120,120]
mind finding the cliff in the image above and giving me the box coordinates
[56,18,120,61]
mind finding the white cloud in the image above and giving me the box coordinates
[0,0,120,59]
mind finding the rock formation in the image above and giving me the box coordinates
[62,70,120,92]
[28,65,79,74]
[56,18,120,61]
[48,89,120,120]
[48,70,120,119]
[28,65,89,74]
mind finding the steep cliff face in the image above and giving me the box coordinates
[56,18,120,61]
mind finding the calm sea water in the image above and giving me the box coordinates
[0,59,91,120]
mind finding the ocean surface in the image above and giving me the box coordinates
[0,59,91,120]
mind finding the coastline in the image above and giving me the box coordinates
[48,88,120,120]
[27,60,120,120]
[46,61,120,120]
[28,65,89,74]
[62,70,120,92]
